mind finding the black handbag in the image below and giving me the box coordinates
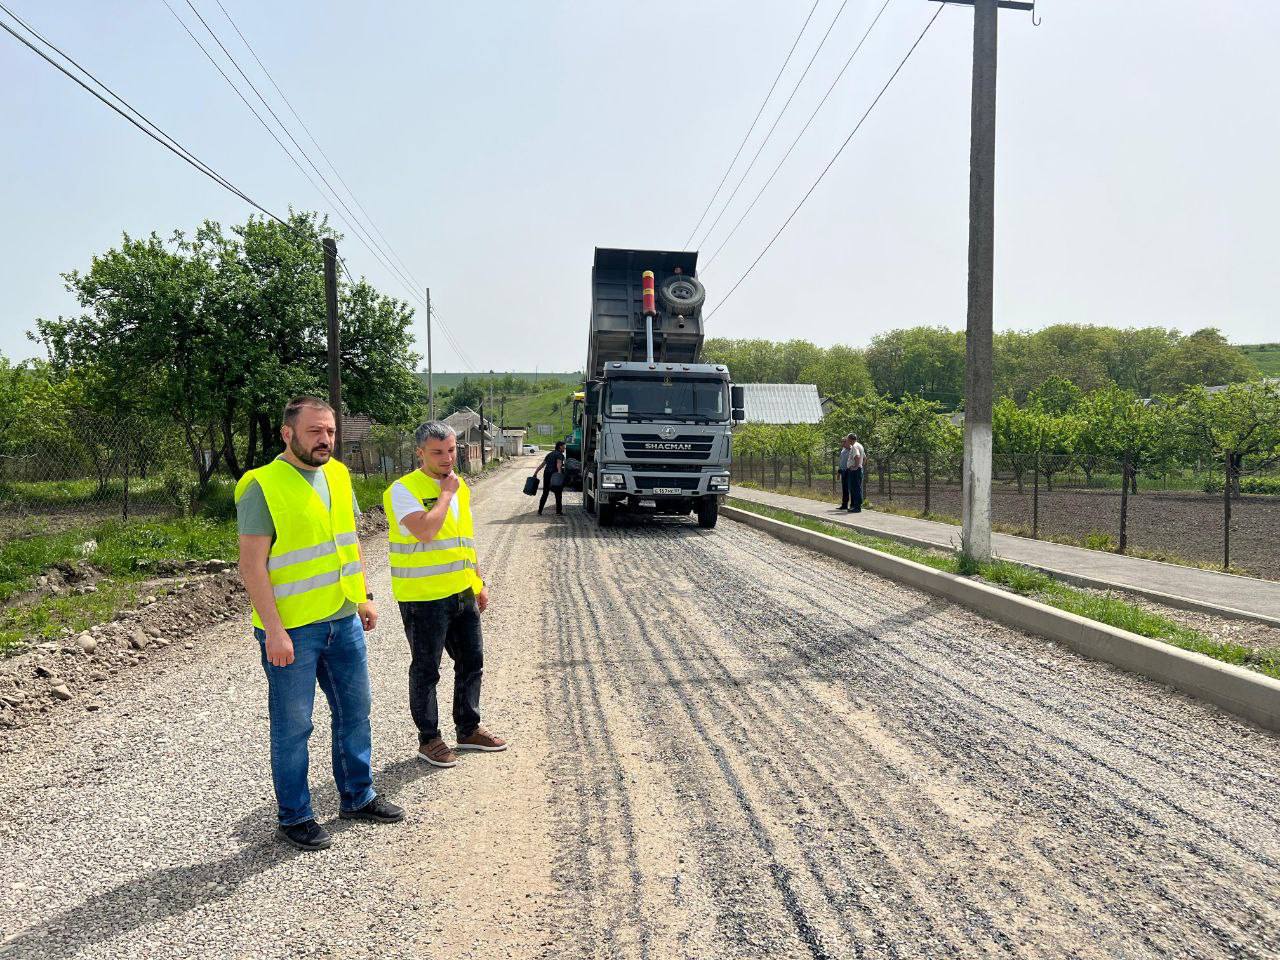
[549,470,565,489]
[523,475,539,496]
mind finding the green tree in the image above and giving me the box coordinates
[865,326,965,405]
[35,212,420,484]
[799,345,873,400]
[1177,381,1280,568]
[1148,328,1258,395]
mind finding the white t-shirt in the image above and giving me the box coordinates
[389,479,459,538]
[851,442,866,469]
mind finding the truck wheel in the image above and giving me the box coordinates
[696,497,719,529]
[598,501,615,527]
[659,275,706,315]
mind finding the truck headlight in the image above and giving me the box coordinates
[601,473,624,488]
[710,475,730,490]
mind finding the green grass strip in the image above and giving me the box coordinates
[0,516,238,657]
[727,497,1280,681]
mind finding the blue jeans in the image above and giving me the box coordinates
[255,614,377,826]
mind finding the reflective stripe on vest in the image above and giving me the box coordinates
[384,470,482,602]
[235,458,367,629]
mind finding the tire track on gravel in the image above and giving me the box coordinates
[544,515,654,960]
[698,517,1280,957]
[609,522,1029,959]
[560,512,835,959]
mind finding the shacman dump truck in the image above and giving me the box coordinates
[577,247,744,528]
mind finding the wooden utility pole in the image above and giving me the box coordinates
[426,286,435,421]
[323,238,343,459]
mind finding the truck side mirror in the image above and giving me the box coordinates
[731,385,745,422]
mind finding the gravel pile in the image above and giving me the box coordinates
[0,564,244,732]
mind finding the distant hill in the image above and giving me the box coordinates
[1238,344,1280,377]
[416,371,581,390]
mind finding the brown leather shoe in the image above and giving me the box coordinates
[455,726,507,752]
[417,737,458,768]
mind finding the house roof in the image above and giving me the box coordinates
[444,407,498,438]
[739,383,824,425]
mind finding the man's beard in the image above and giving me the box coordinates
[291,435,331,466]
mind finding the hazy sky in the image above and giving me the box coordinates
[2,0,1277,373]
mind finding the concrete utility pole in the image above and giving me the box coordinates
[426,286,435,421]
[940,0,1033,562]
[323,238,343,459]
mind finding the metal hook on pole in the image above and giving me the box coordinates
[1031,0,1042,26]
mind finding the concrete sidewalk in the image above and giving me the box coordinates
[731,486,1280,626]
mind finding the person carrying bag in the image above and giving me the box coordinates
[532,441,567,516]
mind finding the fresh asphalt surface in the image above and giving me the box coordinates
[1,460,1276,959]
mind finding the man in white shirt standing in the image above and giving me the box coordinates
[847,433,866,513]
[383,422,507,767]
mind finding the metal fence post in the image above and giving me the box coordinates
[1032,452,1039,539]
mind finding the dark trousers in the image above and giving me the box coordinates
[399,589,483,743]
[539,484,563,513]
[843,467,864,511]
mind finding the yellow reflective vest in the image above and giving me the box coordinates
[385,469,483,603]
[234,458,367,630]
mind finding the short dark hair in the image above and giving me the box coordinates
[555,441,566,451]
[283,396,334,428]
[850,434,858,442]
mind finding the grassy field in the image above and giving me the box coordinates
[499,388,578,442]
[0,516,238,655]
[418,371,580,390]
[1239,344,1280,377]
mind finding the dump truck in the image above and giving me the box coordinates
[578,247,743,528]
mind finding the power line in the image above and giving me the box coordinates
[210,0,423,289]
[158,0,420,305]
[706,5,944,321]
[0,3,475,373]
[197,0,478,372]
[177,0,416,296]
[681,0,822,251]
[702,0,896,272]
[694,0,852,253]
[0,1,291,231]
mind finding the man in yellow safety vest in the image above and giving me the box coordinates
[236,396,404,852]
[385,421,507,767]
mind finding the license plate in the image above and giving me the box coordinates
[652,487,683,495]
[639,499,657,508]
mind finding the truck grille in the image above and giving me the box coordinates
[621,433,714,461]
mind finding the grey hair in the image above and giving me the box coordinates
[414,421,456,447]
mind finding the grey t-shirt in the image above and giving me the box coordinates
[237,458,363,622]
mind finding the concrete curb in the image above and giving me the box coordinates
[730,494,1280,629]
[723,505,1280,734]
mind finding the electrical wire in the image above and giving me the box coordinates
[694,0,852,253]
[0,1,291,231]
[702,0,896,272]
[681,0,822,251]
[210,0,422,289]
[706,5,944,320]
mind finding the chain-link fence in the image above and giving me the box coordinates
[736,448,1280,578]
[0,417,515,543]
[0,418,200,538]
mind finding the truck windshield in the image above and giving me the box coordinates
[606,378,727,420]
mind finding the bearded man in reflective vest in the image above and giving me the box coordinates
[236,396,404,852]
[386,421,507,767]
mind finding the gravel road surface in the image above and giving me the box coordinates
[1,461,1276,959]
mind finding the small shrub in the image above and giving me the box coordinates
[1083,532,1118,552]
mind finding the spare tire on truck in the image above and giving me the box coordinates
[659,275,706,315]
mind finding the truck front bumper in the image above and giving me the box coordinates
[597,467,729,502]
